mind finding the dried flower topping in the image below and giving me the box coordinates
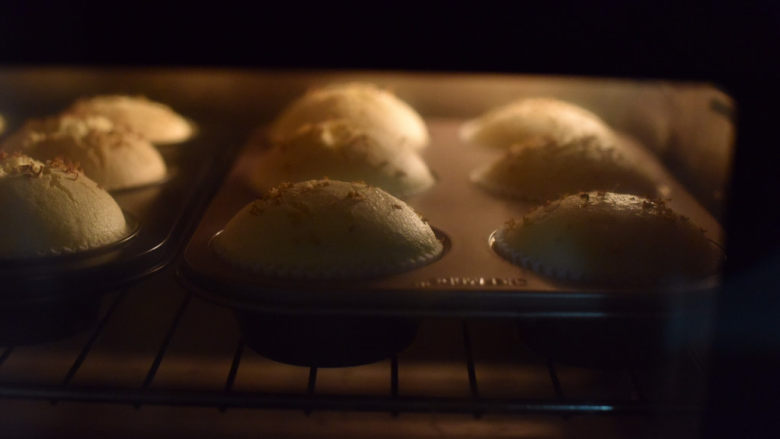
[17,163,44,178]
[249,203,264,216]
[344,189,366,201]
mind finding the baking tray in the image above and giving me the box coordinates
[0,101,246,304]
[178,119,724,318]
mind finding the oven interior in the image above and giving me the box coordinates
[0,69,734,437]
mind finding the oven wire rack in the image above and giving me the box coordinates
[0,270,707,418]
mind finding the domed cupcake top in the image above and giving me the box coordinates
[67,95,193,144]
[213,179,443,279]
[2,114,167,190]
[270,83,429,150]
[0,153,128,258]
[471,136,660,203]
[252,119,434,197]
[461,97,614,149]
[492,191,723,286]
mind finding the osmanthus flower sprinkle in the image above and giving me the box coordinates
[471,136,661,203]
[270,83,430,150]
[213,179,443,279]
[251,119,434,198]
[67,95,193,144]
[0,153,127,258]
[460,97,615,149]
[2,114,167,190]
[492,191,723,286]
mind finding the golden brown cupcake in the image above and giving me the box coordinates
[471,136,660,202]
[461,97,614,149]
[67,95,193,144]
[252,120,435,197]
[0,153,128,258]
[492,192,723,286]
[270,83,429,150]
[213,179,443,279]
[2,114,167,191]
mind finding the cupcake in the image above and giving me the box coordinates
[0,114,5,135]
[213,179,443,279]
[461,97,614,149]
[471,136,660,202]
[251,120,435,197]
[270,83,429,150]
[67,95,193,144]
[492,191,723,286]
[0,153,128,258]
[2,114,167,191]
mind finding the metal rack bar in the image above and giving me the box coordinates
[140,293,192,390]
[461,321,481,418]
[60,291,127,387]
[219,338,244,412]
[224,339,244,393]
[546,359,565,400]
[628,368,646,402]
[689,346,706,373]
[304,367,317,416]
[390,354,399,417]
[0,384,702,415]
[0,347,13,367]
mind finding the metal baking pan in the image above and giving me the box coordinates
[178,117,724,319]
[0,71,249,303]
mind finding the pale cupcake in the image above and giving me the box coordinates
[2,114,167,191]
[0,153,128,258]
[270,83,429,150]
[213,180,443,279]
[252,120,435,197]
[461,97,614,149]
[492,192,723,286]
[67,95,193,144]
[471,136,660,202]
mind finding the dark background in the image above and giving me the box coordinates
[1,2,779,438]
[0,2,774,79]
